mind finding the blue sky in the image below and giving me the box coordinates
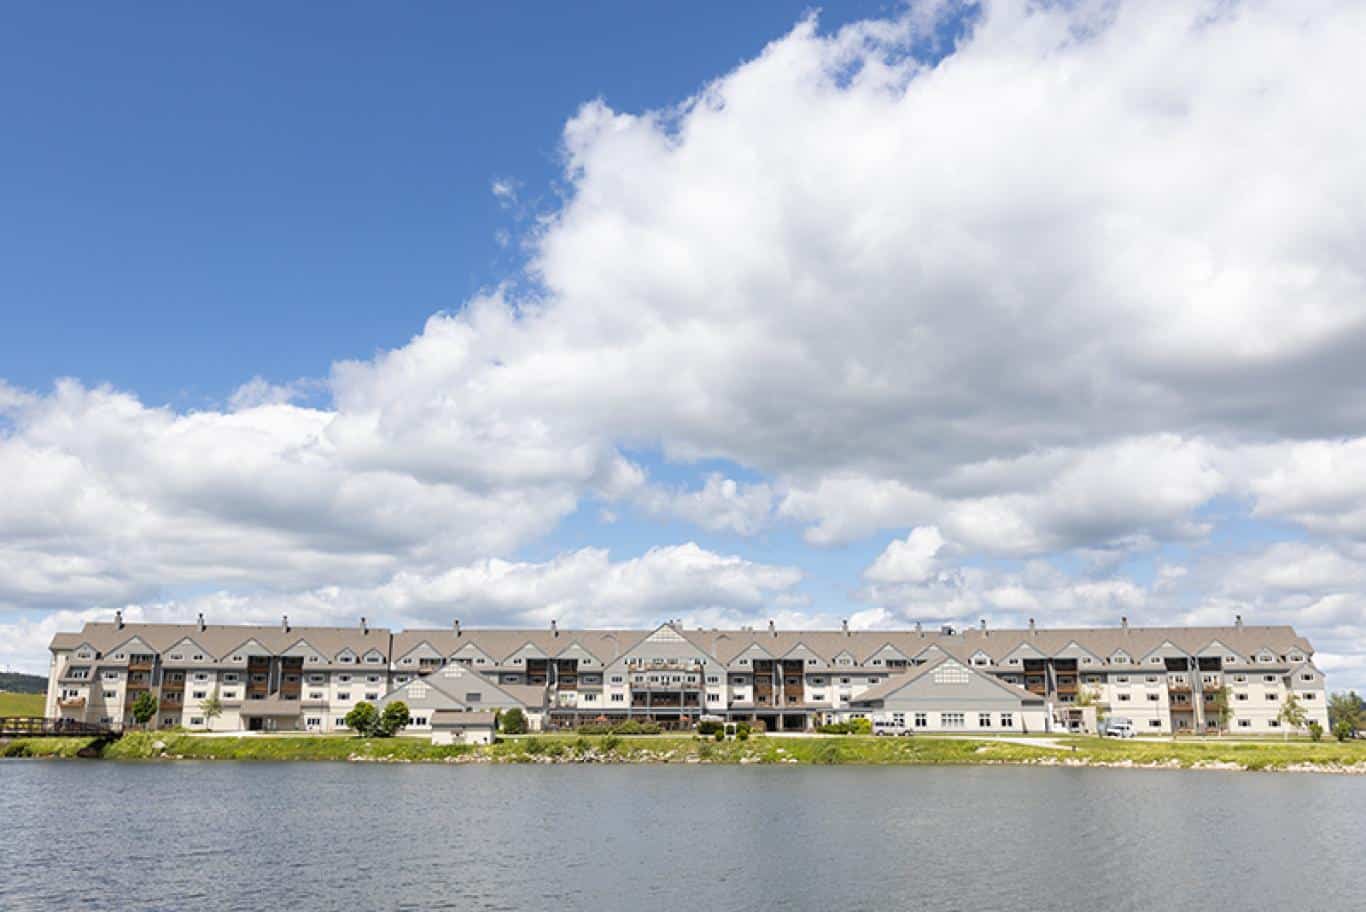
[1,2,896,405]
[1,1,1364,688]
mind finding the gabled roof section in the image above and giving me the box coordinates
[395,640,444,663]
[1001,641,1047,662]
[1139,640,1190,663]
[280,638,326,661]
[104,634,157,657]
[553,640,605,667]
[1053,640,1102,663]
[1196,639,1242,661]
[781,642,827,668]
[165,636,214,658]
[728,642,775,667]
[865,642,910,664]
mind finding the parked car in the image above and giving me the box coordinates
[872,717,912,737]
[1100,717,1135,738]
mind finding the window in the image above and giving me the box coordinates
[365,692,379,701]
[193,672,208,682]
[223,673,239,683]
[1303,692,1316,700]
[941,712,965,729]
[222,691,237,700]
[337,674,352,683]
[1238,719,1251,728]
[1268,719,1281,728]
[1118,694,1130,702]
[192,690,206,699]
[366,674,380,683]
[306,717,322,728]
[192,654,204,662]
[1116,675,1130,684]
[932,665,971,685]
[978,713,992,727]
[1000,713,1014,728]
[914,713,928,727]
[103,671,120,681]
[335,718,348,728]
[1266,693,1279,702]
[1263,675,1277,683]
[1301,673,1315,682]
[365,655,382,664]
[401,658,414,665]
[409,682,428,700]
[1148,719,1162,728]
[465,692,481,703]
[162,717,176,727]
[103,690,117,700]
[411,716,428,726]
[1147,693,1159,702]
[190,716,204,726]
[611,694,624,703]
[1236,692,1248,701]
[707,676,719,684]
[337,692,350,701]
[583,693,598,703]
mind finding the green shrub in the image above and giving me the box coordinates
[736,722,752,738]
[1335,721,1354,742]
[697,720,723,736]
[1309,721,1323,742]
[817,722,852,734]
[713,729,725,742]
[573,736,593,756]
[601,735,622,752]
[343,702,379,736]
[849,717,873,735]
[500,707,528,735]
[523,737,545,754]
[737,730,749,741]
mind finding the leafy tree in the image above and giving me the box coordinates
[1334,721,1354,742]
[344,701,378,736]
[1206,686,1233,734]
[1328,691,1362,738]
[377,701,410,737]
[1277,691,1307,740]
[1308,721,1323,742]
[201,687,224,728]
[500,707,528,735]
[130,691,157,729]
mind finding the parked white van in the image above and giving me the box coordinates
[1101,717,1135,738]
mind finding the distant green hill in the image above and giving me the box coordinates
[0,672,47,694]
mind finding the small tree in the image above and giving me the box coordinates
[1308,721,1323,742]
[344,701,378,737]
[131,691,157,729]
[1328,691,1362,738]
[1277,691,1307,741]
[1334,721,1354,742]
[1206,686,1233,735]
[201,687,223,729]
[377,701,410,737]
[500,707,527,735]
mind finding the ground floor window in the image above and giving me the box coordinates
[892,713,905,727]
[941,712,965,729]
[306,717,322,728]
[1268,719,1280,727]
[914,713,928,727]
[1148,719,1161,728]
[190,716,204,726]
[1238,719,1251,728]
[335,718,348,728]
[1000,713,1014,727]
[162,717,176,727]
[978,713,991,727]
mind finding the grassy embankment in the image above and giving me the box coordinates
[4,731,1366,771]
[0,692,45,716]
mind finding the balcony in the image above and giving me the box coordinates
[59,697,86,709]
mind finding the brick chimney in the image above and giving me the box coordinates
[114,609,124,630]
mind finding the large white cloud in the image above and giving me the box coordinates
[3,1,1366,677]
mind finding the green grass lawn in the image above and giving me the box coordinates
[0,692,45,716]
[5,730,1365,771]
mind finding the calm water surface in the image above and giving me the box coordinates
[2,761,1362,911]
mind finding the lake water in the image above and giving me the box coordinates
[2,761,1362,911]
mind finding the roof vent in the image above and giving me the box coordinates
[1121,616,1128,630]
[1235,614,1243,629]
[114,609,124,630]
[941,624,955,636]
[1028,618,1036,634]
[980,618,988,635]
[841,619,850,636]
[453,619,461,636]
[768,619,776,637]
[551,619,559,637]
[360,617,368,635]
[282,615,290,633]
[915,621,923,637]
[197,612,206,632]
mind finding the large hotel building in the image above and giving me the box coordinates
[46,614,1331,736]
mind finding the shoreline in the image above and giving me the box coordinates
[5,732,1366,775]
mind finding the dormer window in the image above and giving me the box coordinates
[192,654,204,661]
[513,658,523,665]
